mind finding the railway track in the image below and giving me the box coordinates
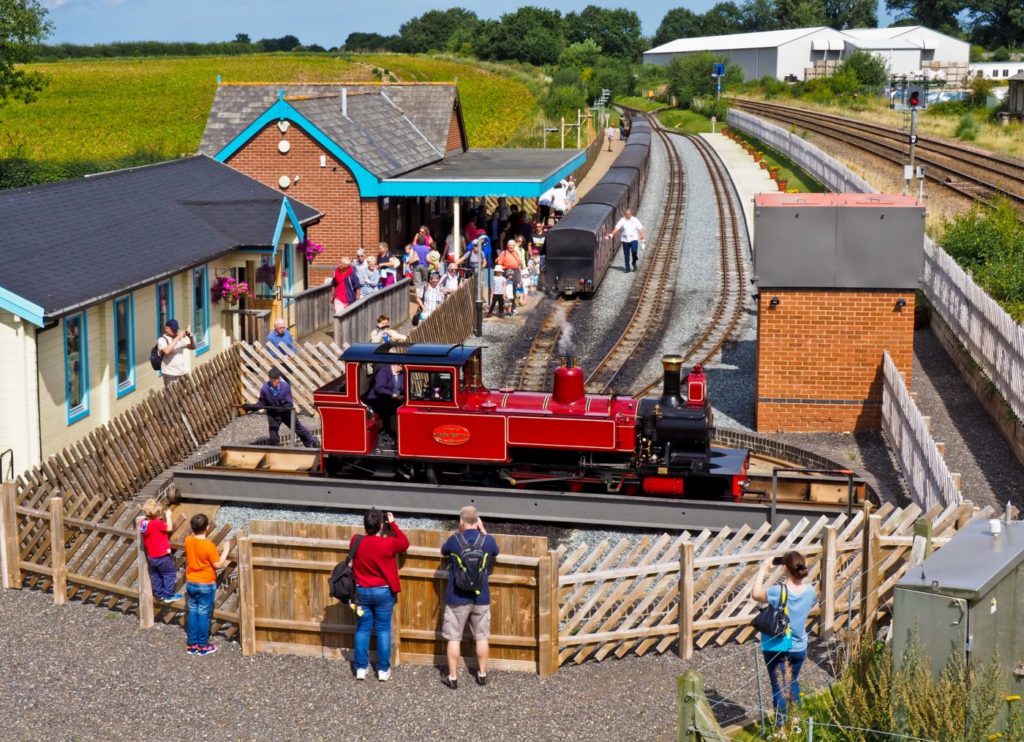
[517,299,575,391]
[727,97,1024,209]
[583,113,688,394]
[633,133,748,399]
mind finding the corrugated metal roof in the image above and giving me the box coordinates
[645,27,840,55]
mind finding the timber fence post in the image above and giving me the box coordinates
[136,516,154,629]
[678,541,695,660]
[48,496,67,606]
[237,534,256,656]
[0,482,21,589]
[860,513,881,636]
[821,524,838,640]
[537,551,558,677]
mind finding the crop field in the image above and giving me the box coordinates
[0,53,538,188]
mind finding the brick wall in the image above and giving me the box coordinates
[447,106,465,151]
[226,124,380,284]
[755,289,915,432]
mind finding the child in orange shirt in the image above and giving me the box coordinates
[184,513,231,656]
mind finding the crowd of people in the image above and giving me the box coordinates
[328,183,579,324]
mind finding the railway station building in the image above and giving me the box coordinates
[643,25,969,81]
[199,83,585,284]
[0,157,320,472]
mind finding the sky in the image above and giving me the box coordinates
[41,0,892,48]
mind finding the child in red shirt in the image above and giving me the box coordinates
[139,499,181,604]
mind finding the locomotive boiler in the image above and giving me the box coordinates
[314,343,748,499]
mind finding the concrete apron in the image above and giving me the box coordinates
[698,133,776,246]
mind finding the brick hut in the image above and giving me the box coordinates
[752,193,924,432]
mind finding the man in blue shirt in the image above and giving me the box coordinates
[266,318,296,353]
[256,368,318,448]
[440,506,500,689]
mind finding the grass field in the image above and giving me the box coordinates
[657,108,718,135]
[0,53,538,188]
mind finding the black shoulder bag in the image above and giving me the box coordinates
[752,584,789,637]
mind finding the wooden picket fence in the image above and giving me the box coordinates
[14,350,240,517]
[407,273,478,345]
[237,340,346,416]
[556,501,986,665]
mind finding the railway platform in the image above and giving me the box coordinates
[698,132,774,245]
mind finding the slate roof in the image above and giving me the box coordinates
[199,84,460,177]
[0,156,320,323]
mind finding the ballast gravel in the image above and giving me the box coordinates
[0,587,835,739]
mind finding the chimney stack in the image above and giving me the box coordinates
[341,87,348,117]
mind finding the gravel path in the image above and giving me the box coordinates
[0,587,837,739]
[912,328,1024,514]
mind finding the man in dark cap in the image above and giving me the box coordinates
[255,367,319,447]
[157,319,195,388]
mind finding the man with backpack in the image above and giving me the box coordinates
[440,506,500,689]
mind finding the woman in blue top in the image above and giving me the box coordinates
[752,551,816,723]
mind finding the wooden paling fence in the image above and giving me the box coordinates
[14,350,240,517]
[237,340,346,416]
[882,351,963,510]
[332,278,413,349]
[556,501,985,665]
[922,238,1024,424]
[286,283,334,339]
[237,520,558,676]
[407,273,478,345]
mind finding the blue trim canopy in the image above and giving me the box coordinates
[213,100,587,199]
[0,285,46,327]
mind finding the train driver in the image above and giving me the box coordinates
[364,363,405,444]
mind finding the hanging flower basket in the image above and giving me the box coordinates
[211,275,250,305]
[303,239,324,263]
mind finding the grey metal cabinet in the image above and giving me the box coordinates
[893,519,1024,727]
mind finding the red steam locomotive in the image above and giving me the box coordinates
[314,343,749,499]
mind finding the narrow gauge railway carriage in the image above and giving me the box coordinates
[314,343,749,499]
[542,203,618,295]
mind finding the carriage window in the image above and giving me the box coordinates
[408,370,454,402]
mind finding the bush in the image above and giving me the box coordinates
[955,113,980,140]
[543,84,587,119]
[969,75,997,108]
[836,49,889,88]
[992,46,1012,62]
[926,99,968,117]
[666,51,741,108]
[970,44,986,62]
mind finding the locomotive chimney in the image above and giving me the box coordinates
[659,355,684,408]
[553,357,584,405]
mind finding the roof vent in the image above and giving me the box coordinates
[341,87,348,118]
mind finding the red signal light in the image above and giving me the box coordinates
[908,91,920,107]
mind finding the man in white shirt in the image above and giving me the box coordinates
[608,209,646,273]
[416,272,446,318]
[439,263,461,296]
[157,319,195,387]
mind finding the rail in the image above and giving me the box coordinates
[221,308,271,344]
[284,282,333,339]
[332,278,412,348]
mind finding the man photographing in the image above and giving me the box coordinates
[157,319,195,388]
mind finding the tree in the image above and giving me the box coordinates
[480,7,565,66]
[653,7,705,46]
[666,51,735,106]
[966,1,1024,49]
[342,32,401,52]
[543,84,587,120]
[740,0,781,31]
[824,0,878,29]
[0,0,51,107]
[885,0,966,36]
[234,33,251,44]
[775,0,827,28]
[560,39,602,70]
[398,8,479,54]
[564,5,643,60]
[701,2,745,36]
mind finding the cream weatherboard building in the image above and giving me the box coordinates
[0,156,320,474]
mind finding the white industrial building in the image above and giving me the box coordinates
[644,25,970,82]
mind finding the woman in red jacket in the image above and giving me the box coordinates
[351,508,410,681]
